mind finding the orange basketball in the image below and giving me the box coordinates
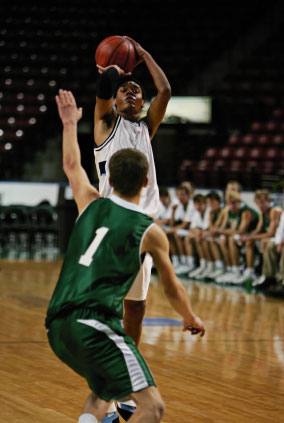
[95,35,138,73]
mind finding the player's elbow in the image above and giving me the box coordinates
[63,157,78,175]
[161,84,171,100]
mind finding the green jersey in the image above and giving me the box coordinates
[46,195,153,328]
[261,210,270,232]
[228,204,259,232]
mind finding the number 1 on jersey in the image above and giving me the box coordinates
[79,227,109,267]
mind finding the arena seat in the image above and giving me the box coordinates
[257,134,272,146]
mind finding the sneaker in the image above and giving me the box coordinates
[252,275,266,287]
[215,271,235,283]
[188,266,205,279]
[208,268,225,280]
[117,404,136,421]
[101,412,120,423]
[252,275,276,290]
[173,261,182,270]
[175,264,193,275]
[230,272,256,285]
[195,267,215,280]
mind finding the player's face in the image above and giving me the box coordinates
[177,189,189,205]
[160,195,170,207]
[255,197,269,213]
[209,199,220,211]
[226,183,240,193]
[115,82,144,113]
[228,199,241,213]
[194,202,206,213]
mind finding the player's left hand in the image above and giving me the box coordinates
[123,36,146,65]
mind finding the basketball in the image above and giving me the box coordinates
[95,35,138,73]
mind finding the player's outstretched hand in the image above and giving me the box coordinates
[183,316,206,337]
[55,89,82,125]
[96,63,131,77]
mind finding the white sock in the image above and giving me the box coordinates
[215,260,224,269]
[244,267,255,277]
[226,266,232,272]
[200,258,207,269]
[106,402,116,413]
[232,265,241,274]
[207,261,214,270]
[118,399,136,408]
[181,255,187,264]
[78,413,98,423]
[172,255,179,266]
[186,256,195,266]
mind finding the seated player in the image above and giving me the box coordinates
[253,209,284,290]
[235,189,282,284]
[209,191,259,284]
[164,185,195,273]
[183,194,210,278]
[154,186,175,227]
[197,191,226,280]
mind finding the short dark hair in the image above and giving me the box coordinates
[193,194,205,204]
[176,185,190,195]
[109,148,148,197]
[207,191,221,202]
[159,186,169,197]
[114,76,146,99]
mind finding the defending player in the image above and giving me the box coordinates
[46,90,205,423]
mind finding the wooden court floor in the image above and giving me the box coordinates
[0,259,283,423]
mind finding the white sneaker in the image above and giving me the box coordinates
[173,262,181,270]
[252,275,266,287]
[209,268,226,280]
[195,267,215,280]
[230,272,256,285]
[215,271,235,283]
[175,264,192,275]
[188,266,206,279]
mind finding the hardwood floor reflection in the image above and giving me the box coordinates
[0,260,283,422]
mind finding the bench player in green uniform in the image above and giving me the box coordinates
[45,90,205,423]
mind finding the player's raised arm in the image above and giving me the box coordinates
[125,36,171,139]
[94,64,131,146]
[142,224,205,336]
[56,89,99,214]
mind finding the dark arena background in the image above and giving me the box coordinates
[0,2,283,423]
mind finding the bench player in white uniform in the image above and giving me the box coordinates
[94,36,171,421]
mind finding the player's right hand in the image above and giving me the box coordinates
[184,316,206,337]
[96,64,131,77]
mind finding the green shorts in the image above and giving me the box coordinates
[47,308,156,402]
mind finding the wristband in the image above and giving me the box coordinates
[96,67,119,99]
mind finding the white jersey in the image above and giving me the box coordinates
[94,115,159,216]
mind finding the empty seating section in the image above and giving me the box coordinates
[0,202,59,259]
[180,7,284,189]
